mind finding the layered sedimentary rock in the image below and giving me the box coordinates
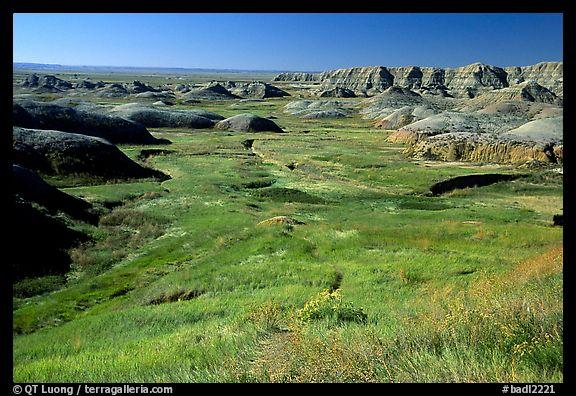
[505,62,563,97]
[274,62,563,99]
[360,87,428,120]
[388,113,563,165]
[318,87,357,98]
[471,81,562,106]
[273,72,320,82]
[405,132,562,164]
[227,81,290,99]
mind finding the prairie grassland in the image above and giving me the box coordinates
[13,97,563,382]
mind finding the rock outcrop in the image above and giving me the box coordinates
[361,87,426,119]
[183,83,240,100]
[319,87,357,98]
[472,81,562,105]
[300,109,349,119]
[386,103,563,165]
[21,74,73,91]
[74,80,101,89]
[374,105,436,129]
[399,132,562,165]
[229,81,290,99]
[13,164,98,224]
[13,100,168,144]
[505,62,563,97]
[128,80,159,94]
[107,104,217,129]
[274,62,563,99]
[284,100,356,118]
[95,83,130,98]
[215,114,284,133]
[273,72,320,82]
[13,127,170,180]
[500,116,563,145]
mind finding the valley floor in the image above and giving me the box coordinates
[13,99,563,382]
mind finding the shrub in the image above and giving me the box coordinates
[297,289,367,324]
[99,209,168,228]
[247,300,285,331]
[147,288,204,305]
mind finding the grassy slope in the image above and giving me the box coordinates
[13,97,563,382]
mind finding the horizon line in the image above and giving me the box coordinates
[13,60,564,74]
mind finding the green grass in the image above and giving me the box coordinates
[13,95,563,382]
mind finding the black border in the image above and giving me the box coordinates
[4,0,573,392]
[7,1,568,13]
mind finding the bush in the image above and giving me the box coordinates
[297,289,367,324]
[247,300,286,331]
[99,209,168,228]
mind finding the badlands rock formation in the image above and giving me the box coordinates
[284,61,565,165]
[21,74,73,92]
[183,82,240,101]
[13,127,170,180]
[226,81,290,99]
[319,87,356,98]
[284,100,356,118]
[107,104,220,129]
[13,164,97,224]
[274,62,563,99]
[13,100,168,144]
[215,114,284,133]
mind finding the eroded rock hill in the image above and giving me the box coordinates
[274,62,563,99]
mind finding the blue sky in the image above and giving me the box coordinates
[13,13,563,71]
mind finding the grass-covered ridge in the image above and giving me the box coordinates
[13,96,563,382]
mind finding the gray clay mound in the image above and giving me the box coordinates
[501,116,563,144]
[230,81,290,99]
[13,100,167,144]
[13,127,170,181]
[128,80,159,94]
[74,80,101,89]
[183,83,240,100]
[400,111,480,136]
[476,81,563,106]
[21,74,73,91]
[300,109,349,119]
[108,104,216,129]
[134,91,175,100]
[284,100,355,118]
[319,87,357,98]
[375,105,437,129]
[477,101,563,121]
[215,114,284,133]
[361,86,426,119]
[95,83,130,98]
[185,109,225,121]
[13,164,97,224]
